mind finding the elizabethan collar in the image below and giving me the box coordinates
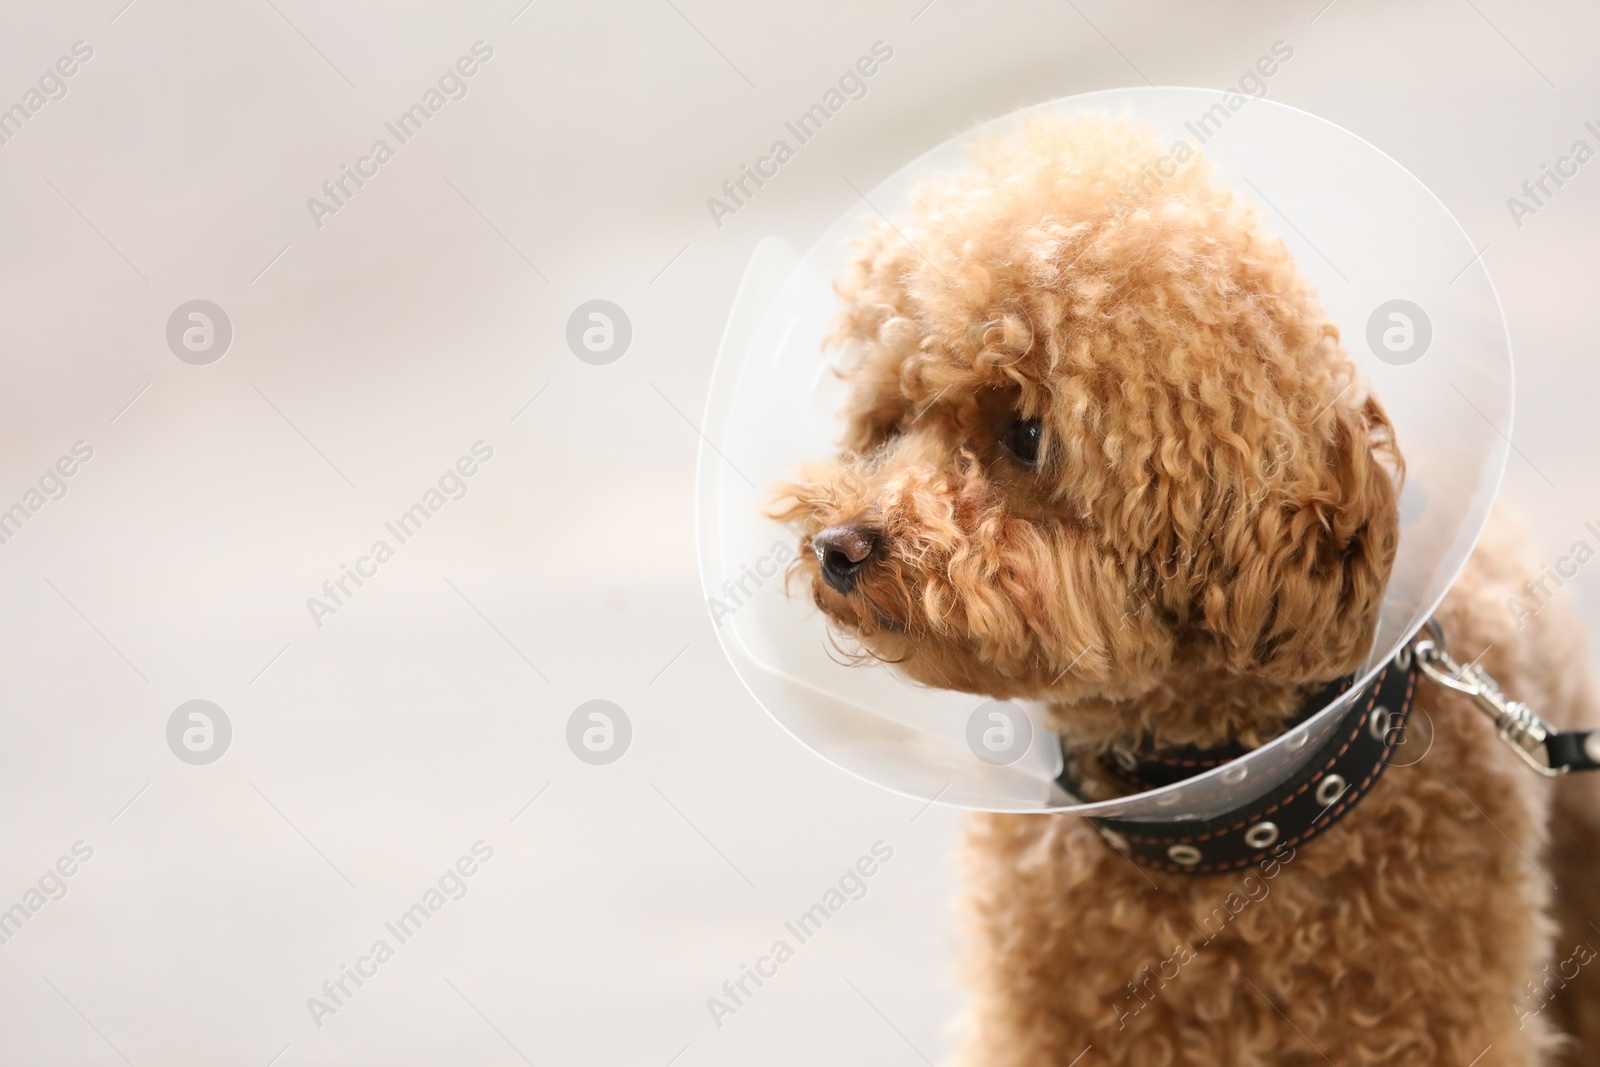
[696,88,1512,821]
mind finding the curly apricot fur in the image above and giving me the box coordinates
[771,114,1600,1066]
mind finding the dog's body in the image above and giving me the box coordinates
[776,115,1600,1065]
[961,507,1600,1066]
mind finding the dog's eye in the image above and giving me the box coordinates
[1002,417,1043,466]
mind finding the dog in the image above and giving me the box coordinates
[773,115,1600,1065]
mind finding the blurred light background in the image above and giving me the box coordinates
[0,1,1595,1064]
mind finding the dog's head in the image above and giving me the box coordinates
[773,116,1402,714]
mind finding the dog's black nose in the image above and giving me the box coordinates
[813,524,878,593]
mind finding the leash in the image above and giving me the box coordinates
[1063,619,1600,874]
[1410,618,1600,775]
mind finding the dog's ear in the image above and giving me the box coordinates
[1194,391,1402,682]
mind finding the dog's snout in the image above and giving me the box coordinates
[813,523,879,593]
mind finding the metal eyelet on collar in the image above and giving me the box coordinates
[1286,728,1310,751]
[1220,763,1249,785]
[1315,774,1348,807]
[1101,830,1130,853]
[1167,844,1202,866]
[1111,747,1139,772]
[1368,705,1390,741]
[1243,821,1280,849]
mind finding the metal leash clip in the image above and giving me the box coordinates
[1409,618,1568,777]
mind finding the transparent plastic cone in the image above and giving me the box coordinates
[696,87,1511,820]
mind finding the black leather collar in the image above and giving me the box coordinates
[1097,674,1356,792]
[1058,650,1420,875]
